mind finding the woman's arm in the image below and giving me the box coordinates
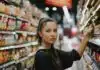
[77,35,90,56]
[77,26,93,57]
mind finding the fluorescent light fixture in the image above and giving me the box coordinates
[45,7,49,11]
[62,6,71,22]
[52,7,57,11]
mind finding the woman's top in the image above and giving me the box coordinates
[34,47,81,70]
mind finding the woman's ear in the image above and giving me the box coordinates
[39,32,42,37]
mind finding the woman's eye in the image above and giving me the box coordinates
[46,29,51,32]
[54,29,57,32]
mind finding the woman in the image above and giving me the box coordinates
[34,18,93,70]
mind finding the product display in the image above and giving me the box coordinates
[77,0,100,69]
[0,0,48,69]
[0,0,99,70]
[0,0,39,69]
[0,14,7,30]
[0,50,10,64]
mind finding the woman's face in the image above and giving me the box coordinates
[39,21,57,45]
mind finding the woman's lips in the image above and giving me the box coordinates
[50,38,56,41]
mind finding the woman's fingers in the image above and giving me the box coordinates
[85,24,94,38]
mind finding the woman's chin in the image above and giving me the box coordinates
[49,41,55,44]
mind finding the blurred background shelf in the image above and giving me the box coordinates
[0,41,38,50]
[0,52,36,69]
[83,53,100,70]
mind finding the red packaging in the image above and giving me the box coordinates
[95,52,100,62]
[21,21,28,31]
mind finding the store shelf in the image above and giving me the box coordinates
[78,0,100,31]
[1,0,22,8]
[16,52,36,63]
[0,0,43,69]
[0,41,38,50]
[88,39,100,52]
[89,39,100,46]
[0,52,36,69]
[0,31,36,35]
[17,17,30,23]
[16,31,36,35]
[0,61,15,69]
[83,53,100,70]
[0,31,16,34]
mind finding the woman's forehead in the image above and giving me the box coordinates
[43,21,57,27]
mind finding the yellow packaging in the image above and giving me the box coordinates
[5,5,10,15]
[0,3,5,13]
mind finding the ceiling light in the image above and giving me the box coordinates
[45,7,49,11]
[52,7,57,11]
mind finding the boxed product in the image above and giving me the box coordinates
[10,0,21,5]
[0,34,6,46]
[0,3,5,13]
[0,14,7,30]
[5,5,10,15]
[15,7,20,16]
[0,50,10,64]
[5,34,16,46]
[9,5,16,16]
[16,18,22,30]
[20,20,29,31]
[7,16,16,30]
[17,33,26,44]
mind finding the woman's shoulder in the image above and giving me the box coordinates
[36,49,46,55]
[35,49,49,57]
[56,49,81,60]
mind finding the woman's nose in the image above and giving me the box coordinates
[50,32,56,37]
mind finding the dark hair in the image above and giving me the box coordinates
[37,18,57,44]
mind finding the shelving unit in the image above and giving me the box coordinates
[77,0,100,70]
[16,52,36,63]
[0,41,38,50]
[0,52,36,69]
[15,31,36,35]
[88,39,100,51]
[78,0,100,31]
[0,0,49,69]
[83,53,100,70]
[0,0,40,70]
[0,31,36,35]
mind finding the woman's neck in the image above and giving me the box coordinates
[41,42,51,49]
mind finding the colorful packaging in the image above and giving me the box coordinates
[0,3,5,13]
[0,14,8,30]
[7,16,16,30]
[15,7,20,16]
[5,5,10,15]
[21,21,29,31]
[16,19,22,30]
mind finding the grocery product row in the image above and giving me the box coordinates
[83,52,100,70]
[0,56,35,70]
[0,13,37,32]
[77,0,100,69]
[0,33,36,47]
[0,0,42,70]
[0,44,38,68]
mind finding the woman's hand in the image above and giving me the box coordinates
[84,24,94,39]
[77,24,94,56]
